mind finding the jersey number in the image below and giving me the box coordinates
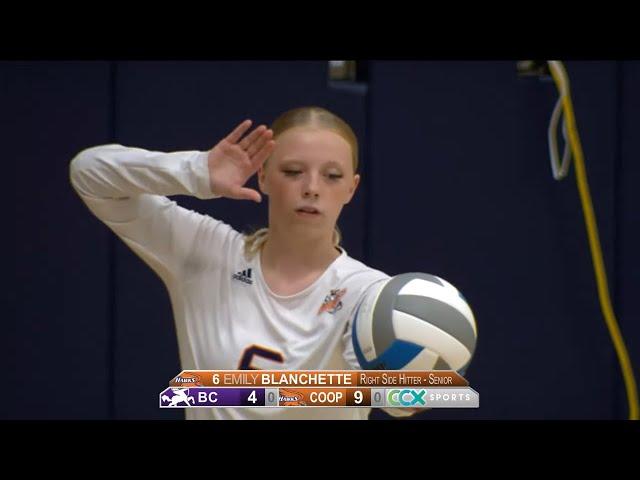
[238,344,285,370]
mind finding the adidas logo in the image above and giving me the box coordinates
[232,268,253,285]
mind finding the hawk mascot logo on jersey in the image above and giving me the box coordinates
[318,288,347,315]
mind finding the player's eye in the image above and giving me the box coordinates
[283,170,302,177]
[327,173,343,181]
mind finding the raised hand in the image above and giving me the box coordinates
[207,119,276,202]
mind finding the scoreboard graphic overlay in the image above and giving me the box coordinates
[159,371,479,409]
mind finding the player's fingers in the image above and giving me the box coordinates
[232,186,262,203]
[225,119,253,144]
[239,125,267,150]
[246,129,273,157]
[251,140,276,168]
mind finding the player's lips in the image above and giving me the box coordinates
[295,206,321,216]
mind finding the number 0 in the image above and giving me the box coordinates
[374,392,381,402]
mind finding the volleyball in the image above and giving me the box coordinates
[352,273,477,373]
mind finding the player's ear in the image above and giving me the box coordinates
[258,165,269,196]
[344,174,360,204]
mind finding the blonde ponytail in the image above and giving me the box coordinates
[243,228,269,259]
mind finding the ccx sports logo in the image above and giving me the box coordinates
[387,389,427,407]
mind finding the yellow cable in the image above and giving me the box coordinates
[548,61,639,420]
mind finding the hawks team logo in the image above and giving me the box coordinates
[171,372,202,387]
[278,389,307,406]
[318,288,347,315]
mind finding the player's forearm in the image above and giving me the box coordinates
[69,144,216,200]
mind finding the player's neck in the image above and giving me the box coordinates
[261,228,341,276]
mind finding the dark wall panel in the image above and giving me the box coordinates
[368,61,619,419]
[3,61,111,419]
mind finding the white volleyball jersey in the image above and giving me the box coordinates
[69,144,410,420]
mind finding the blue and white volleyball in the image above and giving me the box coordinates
[352,273,477,373]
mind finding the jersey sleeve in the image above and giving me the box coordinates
[69,144,241,283]
[341,276,418,419]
